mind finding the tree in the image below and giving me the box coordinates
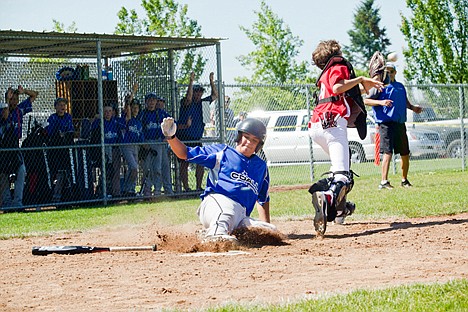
[52,20,78,33]
[346,0,391,70]
[401,0,468,84]
[115,0,206,84]
[237,1,311,84]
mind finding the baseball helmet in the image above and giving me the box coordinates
[235,118,267,152]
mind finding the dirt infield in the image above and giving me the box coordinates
[1,212,467,311]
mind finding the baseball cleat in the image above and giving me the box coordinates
[334,201,356,225]
[379,181,394,190]
[202,234,239,245]
[312,191,329,237]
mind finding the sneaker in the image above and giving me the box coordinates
[379,181,394,190]
[312,191,330,237]
[401,179,412,187]
[334,201,356,225]
[202,234,239,244]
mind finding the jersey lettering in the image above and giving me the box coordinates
[230,170,259,195]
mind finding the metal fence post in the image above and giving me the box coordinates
[96,39,107,204]
[460,85,466,170]
[305,85,314,182]
[216,42,225,144]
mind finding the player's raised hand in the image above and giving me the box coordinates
[161,117,177,137]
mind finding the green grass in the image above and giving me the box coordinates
[1,169,467,238]
[206,279,468,312]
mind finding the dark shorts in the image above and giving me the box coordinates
[379,122,410,156]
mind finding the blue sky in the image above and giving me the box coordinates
[0,0,410,82]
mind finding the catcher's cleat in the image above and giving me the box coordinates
[312,191,330,237]
[334,201,356,225]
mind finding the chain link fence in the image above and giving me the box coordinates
[220,83,467,185]
[0,31,222,211]
[1,37,466,211]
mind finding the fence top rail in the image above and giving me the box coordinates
[407,83,468,88]
[222,83,467,88]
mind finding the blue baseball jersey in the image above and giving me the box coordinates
[139,108,171,141]
[91,117,121,144]
[179,95,212,140]
[46,113,74,136]
[120,116,144,144]
[186,144,270,216]
[6,98,33,139]
[369,81,408,124]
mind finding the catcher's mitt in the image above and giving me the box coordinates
[368,51,386,81]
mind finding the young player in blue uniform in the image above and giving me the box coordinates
[162,116,276,243]
[139,92,173,196]
[3,86,38,208]
[46,98,75,202]
[91,104,122,197]
[0,102,22,208]
[120,99,144,197]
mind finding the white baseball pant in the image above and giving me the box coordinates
[197,193,276,237]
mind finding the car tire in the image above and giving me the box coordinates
[447,139,463,158]
[349,143,366,163]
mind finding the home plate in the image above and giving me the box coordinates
[181,250,250,257]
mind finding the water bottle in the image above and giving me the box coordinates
[107,66,113,80]
[102,69,108,81]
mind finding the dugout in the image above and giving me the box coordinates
[0,30,225,210]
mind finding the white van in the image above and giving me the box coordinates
[248,109,444,165]
[247,110,376,165]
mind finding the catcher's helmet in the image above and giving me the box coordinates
[368,51,390,85]
[235,118,267,152]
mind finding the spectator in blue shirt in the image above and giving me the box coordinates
[178,71,218,191]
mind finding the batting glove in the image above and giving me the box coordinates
[161,117,177,137]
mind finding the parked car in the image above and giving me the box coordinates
[406,106,468,158]
[248,110,444,165]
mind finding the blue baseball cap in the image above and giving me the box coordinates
[193,84,205,92]
[145,92,159,101]
[54,97,68,106]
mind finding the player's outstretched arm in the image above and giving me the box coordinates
[162,117,188,160]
